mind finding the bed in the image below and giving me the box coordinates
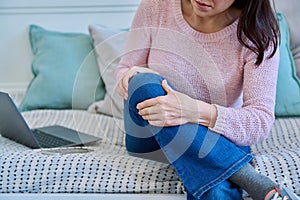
[0,108,184,199]
[0,0,186,199]
[0,0,300,200]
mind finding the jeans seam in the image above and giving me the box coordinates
[192,153,253,198]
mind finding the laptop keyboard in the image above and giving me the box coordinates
[32,129,74,148]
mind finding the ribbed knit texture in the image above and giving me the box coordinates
[115,0,280,146]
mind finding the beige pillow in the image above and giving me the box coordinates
[88,25,129,119]
[273,0,300,77]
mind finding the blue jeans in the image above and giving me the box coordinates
[124,73,252,199]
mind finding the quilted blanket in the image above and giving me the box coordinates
[0,109,299,196]
[0,110,183,194]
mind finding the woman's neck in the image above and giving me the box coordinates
[182,0,241,33]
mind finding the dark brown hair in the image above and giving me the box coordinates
[232,0,279,65]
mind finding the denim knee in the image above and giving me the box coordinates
[128,73,166,107]
[125,73,165,128]
[124,73,166,152]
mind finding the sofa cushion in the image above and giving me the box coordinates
[273,0,300,77]
[88,25,128,119]
[19,25,105,111]
[251,117,300,196]
[275,13,300,117]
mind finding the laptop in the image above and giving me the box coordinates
[0,91,101,149]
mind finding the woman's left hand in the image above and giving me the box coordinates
[136,80,202,127]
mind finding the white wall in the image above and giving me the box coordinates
[0,0,140,92]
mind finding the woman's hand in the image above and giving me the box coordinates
[116,66,159,100]
[136,80,213,127]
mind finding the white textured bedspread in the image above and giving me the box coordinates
[0,110,183,194]
[0,109,299,196]
[251,118,300,195]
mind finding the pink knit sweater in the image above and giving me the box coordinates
[115,0,279,146]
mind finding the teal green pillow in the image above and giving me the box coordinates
[275,13,300,117]
[19,25,105,111]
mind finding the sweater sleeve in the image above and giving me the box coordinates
[210,47,280,146]
[114,0,154,81]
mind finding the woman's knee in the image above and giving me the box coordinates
[124,73,166,127]
[127,73,166,106]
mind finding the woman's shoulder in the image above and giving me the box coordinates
[133,0,172,27]
[138,0,168,11]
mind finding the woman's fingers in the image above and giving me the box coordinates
[116,78,127,99]
[117,66,160,100]
[117,68,137,100]
[161,80,174,94]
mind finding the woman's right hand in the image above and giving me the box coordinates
[116,66,159,100]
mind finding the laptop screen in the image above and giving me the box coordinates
[0,92,41,148]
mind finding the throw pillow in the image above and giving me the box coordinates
[273,0,300,78]
[88,25,128,119]
[19,25,105,111]
[275,13,300,117]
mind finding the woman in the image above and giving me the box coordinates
[116,0,299,199]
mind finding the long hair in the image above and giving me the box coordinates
[232,0,279,66]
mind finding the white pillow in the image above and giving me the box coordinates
[88,25,129,119]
